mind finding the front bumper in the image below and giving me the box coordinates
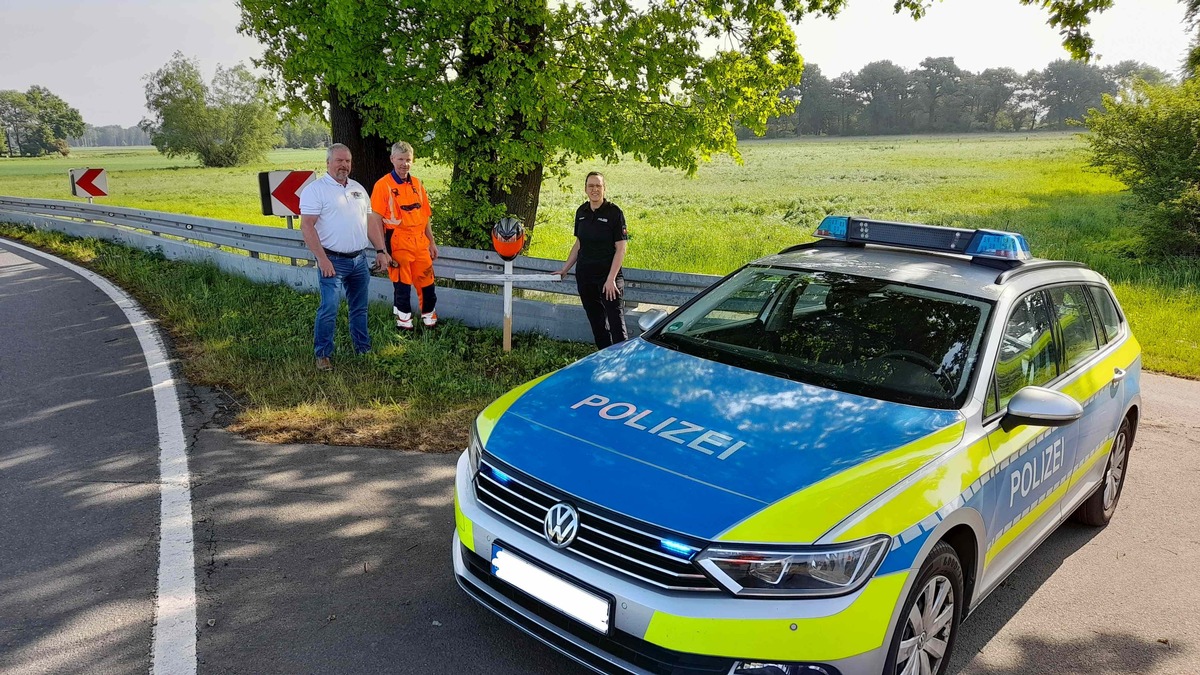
[452,452,904,675]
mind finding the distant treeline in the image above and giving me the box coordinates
[69,124,152,147]
[744,57,1172,139]
[69,114,331,151]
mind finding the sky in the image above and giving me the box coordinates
[0,0,1193,128]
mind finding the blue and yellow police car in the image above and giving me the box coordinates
[453,216,1141,675]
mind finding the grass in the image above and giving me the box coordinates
[0,224,592,450]
[2,135,1197,447]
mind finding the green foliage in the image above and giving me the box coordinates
[277,112,330,149]
[774,55,1158,137]
[69,124,151,148]
[1085,78,1200,253]
[236,0,1118,248]
[0,86,84,157]
[1018,0,1115,59]
[1037,58,1111,128]
[140,52,279,168]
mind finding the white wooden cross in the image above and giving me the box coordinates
[455,258,561,352]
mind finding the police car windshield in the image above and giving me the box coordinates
[650,266,991,409]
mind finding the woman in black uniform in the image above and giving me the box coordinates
[555,171,629,348]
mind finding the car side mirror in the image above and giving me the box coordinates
[1001,386,1084,432]
[637,309,669,333]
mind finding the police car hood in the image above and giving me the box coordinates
[484,339,963,540]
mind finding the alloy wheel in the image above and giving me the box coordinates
[896,575,955,675]
[1103,427,1129,512]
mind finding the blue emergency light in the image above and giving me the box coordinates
[487,465,514,485]
[813,215,1032,262]
[659,538,697,559]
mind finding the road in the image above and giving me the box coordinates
[2,239,1197,674]
[0,242,162,673]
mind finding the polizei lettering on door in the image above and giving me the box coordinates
[1009,437,1066,508]
[571,394,747,460]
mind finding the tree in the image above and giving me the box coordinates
[279,112,331,149]
[1086,78,1200,253]
[24,86,85,155]
[973,68,1022,130]
[0,91,33,157]
[0,87,84,157]
[1104,60,1171,88]
[239,0,1119,248]
[911,57,970,132]
[1037,58,1109,128]
[791,63,836,135]
[70,124,152,147]
[1185,0,1200,78]
[854,61,912,135]
[140,52,279,167]
[830,72,865,135]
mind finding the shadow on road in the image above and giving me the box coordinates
[189,422,582,675]
[0,245,162,675]
[950,522,1190,675]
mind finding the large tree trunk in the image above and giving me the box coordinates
[493,163,543,232]
[328,86,391,188]
[441,6,549,250]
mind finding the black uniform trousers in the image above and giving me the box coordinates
[576,273,628,348]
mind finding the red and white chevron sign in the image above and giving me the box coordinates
[265,170,317,217]
[70,168,108,198]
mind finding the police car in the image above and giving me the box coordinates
[453,216,1141,675]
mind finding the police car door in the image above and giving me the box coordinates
[979,290,1080,587]
[1049,284,1123,509]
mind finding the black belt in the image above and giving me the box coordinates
[323,248,360,259]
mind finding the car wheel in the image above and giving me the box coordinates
[1072,416,1133,526]
[884,541,964,675]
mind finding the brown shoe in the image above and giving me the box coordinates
[315,357,333,372]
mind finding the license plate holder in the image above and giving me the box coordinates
[490,541,613,634]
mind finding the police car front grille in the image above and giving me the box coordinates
[475,461,718,592]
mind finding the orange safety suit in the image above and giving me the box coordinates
[370,171,435,310]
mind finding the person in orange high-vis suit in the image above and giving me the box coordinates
[369,141,439,330]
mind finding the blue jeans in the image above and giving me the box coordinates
[314,254,371,358]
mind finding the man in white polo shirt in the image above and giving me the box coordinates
[299,143,391,371]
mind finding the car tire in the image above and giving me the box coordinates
[884,540,964,675]
[1072,415,1133,526]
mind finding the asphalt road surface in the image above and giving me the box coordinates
[0,243,161,673]
[2,239,1197,675]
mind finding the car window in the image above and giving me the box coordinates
[650,266,991,409]
[994,291,1058,411]
[1049,285,1100,370]
[1088,285,1122,344]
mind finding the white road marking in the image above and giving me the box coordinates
[0,238,196,675]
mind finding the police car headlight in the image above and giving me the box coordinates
[696,536,890,598]
[467,422,483,476]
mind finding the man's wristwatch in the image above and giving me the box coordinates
[375,249,386,254]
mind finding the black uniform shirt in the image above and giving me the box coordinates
[574,200,628,278]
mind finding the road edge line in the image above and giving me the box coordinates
[0,238,197,675]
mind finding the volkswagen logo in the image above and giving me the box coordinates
[544,502,580,548]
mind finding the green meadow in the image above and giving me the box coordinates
[3,133,1198,397]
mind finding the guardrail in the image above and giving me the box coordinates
[0,196,720,343]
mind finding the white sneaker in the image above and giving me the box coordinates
[421,310,438,327]
[394,309,413,330]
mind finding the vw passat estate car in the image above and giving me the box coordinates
[452,216,1141,675]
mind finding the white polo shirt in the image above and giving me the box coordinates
[299,173,372,254]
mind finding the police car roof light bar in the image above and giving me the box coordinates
[813,215,1032,262]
